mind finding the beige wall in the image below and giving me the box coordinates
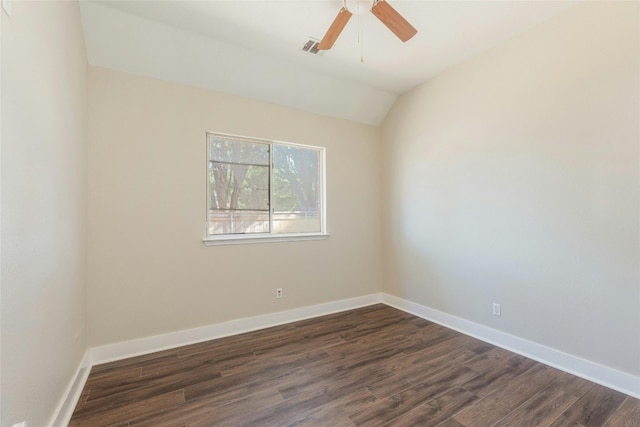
[1,2,88,426]
[87,67,382,346]
[2,2,637,424]
[382,1,639,375]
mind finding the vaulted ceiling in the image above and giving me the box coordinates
[80,0,578,125]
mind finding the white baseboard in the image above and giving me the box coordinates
[382,293,640,399]
[51,291,639,426]
[48,350,92,427]
[90,293,383,365]
[49,293,382,426]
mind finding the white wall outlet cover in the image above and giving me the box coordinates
[2,0,12,17]
[492,303,501,316]
[12,422,28,427]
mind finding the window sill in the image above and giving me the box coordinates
[202,232,330,246]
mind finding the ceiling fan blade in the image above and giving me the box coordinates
[318,7,353,50]
[371,0,417,42]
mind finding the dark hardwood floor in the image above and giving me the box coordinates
[69,304,640,426]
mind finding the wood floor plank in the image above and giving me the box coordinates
[292,304,386,328]
[338,315,415,341]
[208,387,287,418]
[320,345,404,374]
[133,407,210,427]
[130,386,285,427]
[230,388,341,426]
[459,353,537,398]
[279,364,394,401]
[336,320,422,350]
[72,388,92,413]
[91,349,178,375]
[349,365,478,426]
[86,367,142,388]
[176,323,297,358]
[548,383,628,427]
[288,414,355,427]
[220,347,328,377]
[251,327,347,357]
[603,396,640,427]
[368,349,479,399]
[491,369,599,427]
[379,387,478,427]
[80,363,221,407]
[542,369,595,399]
[380,334,484,373]
[452,364,561,426]
[435,419,466,427]
[183,364,310,401]
[462,346,518,373]
[140,347,255,379]
[492,387,578,427]
[69,390,185,427]
[69,305,640,427]
[285,387,376,427]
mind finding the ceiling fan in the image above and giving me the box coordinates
[318,0,417,50]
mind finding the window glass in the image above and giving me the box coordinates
[272,145,321,233]
[206,133,324,238]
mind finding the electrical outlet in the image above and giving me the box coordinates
[492,303,501,317]
[12,422,28,427]
[276,288,283,299]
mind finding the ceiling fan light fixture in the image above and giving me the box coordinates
[317,0,416,52]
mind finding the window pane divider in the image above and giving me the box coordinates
[209,209,270,212]
[209,160,270,167]
[269,145,274,234]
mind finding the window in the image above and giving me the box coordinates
[204,133,327,244]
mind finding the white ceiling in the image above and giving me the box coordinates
[80,0,578,125]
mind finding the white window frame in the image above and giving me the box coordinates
[203,132,329,246]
